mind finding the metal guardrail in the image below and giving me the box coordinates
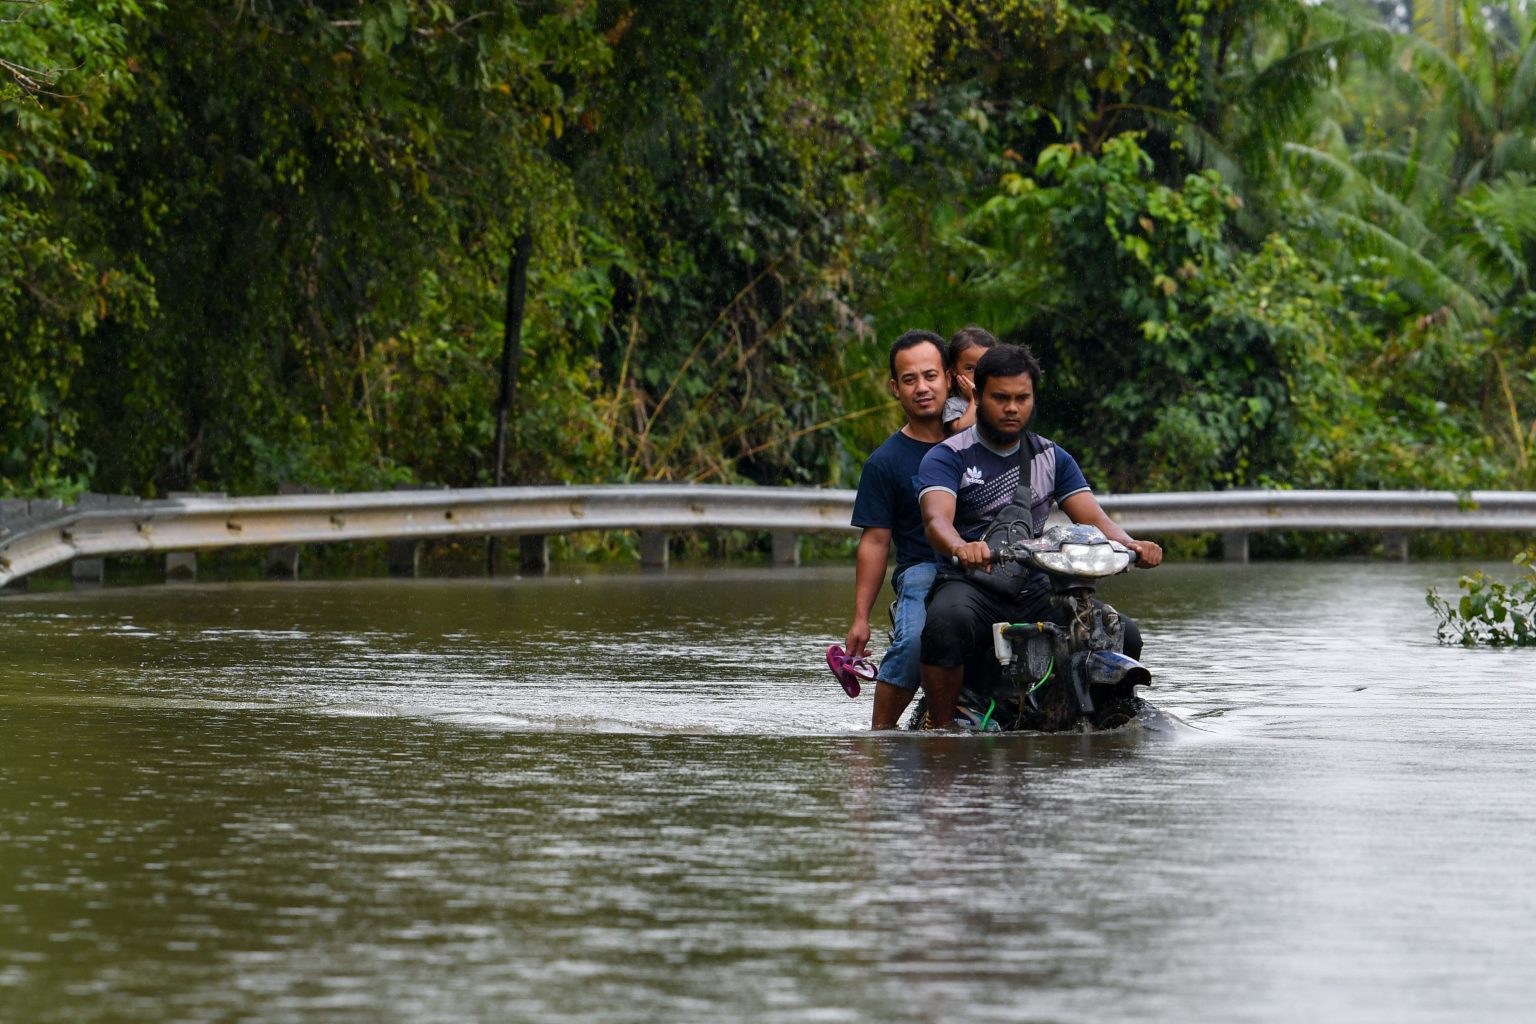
[1097,489,1536,533]
[3,486,1535,587]
[0,485,854,586]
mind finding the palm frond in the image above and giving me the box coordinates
[1486,127,1536,179]
[1464,176,1536,237]
[1313,204,1490,319]
[1306,2,1399,65]
[1402,31,1494,133]
[1508,33,1536,124]
[1350,148,1455,201]
[1231,17,1388,158]
[1284,141,1434,246]
[1456,177,1536,289]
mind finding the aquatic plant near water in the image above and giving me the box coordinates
[1426,548,1536,647]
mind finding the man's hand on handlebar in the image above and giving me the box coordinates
[1126,539,1163,568]
[950,540,994,571]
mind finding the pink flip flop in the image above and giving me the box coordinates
[825,644,878,698]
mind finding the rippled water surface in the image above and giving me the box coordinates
[3,562,1535,1023]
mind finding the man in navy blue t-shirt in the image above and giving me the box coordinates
[916,343,1164,730]
[846,329,949,729]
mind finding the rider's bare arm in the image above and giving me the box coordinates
[920,489,992,570]
[1060,491,1163,568]
[846,528,892,657]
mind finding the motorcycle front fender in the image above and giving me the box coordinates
[1082,650,1151,690]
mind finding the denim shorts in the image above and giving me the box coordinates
[878,560,938,691]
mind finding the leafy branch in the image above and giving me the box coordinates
[1426,547,1536,646]
[1,1,79,100]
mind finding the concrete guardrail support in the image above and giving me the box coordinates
[387,540,421,578]
[0,498,60,593]
[266,484,332,580]
[518,535,548,575]
[266,545,301,579]
[70,494,137,586]
[640,531,669,569]
[165,552,197,582]
[772,531,801,567]
[162,492,218,582]
[72,558,105,588]
[386,483,434,578]
[1382,532,1409,561]
[1222,531,1249,563]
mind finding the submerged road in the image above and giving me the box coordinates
[2,560,1534,1021]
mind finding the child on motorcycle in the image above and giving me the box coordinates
[942,326,997,436]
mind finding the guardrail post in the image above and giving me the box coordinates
[388,540,421,578]
[163,492,218,583]
[0,498,26,533]
[1382,532,1409,561]
[389,484,436,578]
[771,531,801,567]
[640,531,669,569]
[0,503,17,593]
[1222,531,1249,563]
[266,545,301,579]
[519,535,548,575]
[72,558,106,588]
[267,483,333,580]
[71,494,140,588]
[67,496,141,586]
[1,498,63,593]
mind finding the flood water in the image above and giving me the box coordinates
[2,561,1534,1023]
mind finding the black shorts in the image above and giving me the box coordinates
[919,574,1142,670]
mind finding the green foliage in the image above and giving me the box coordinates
[861,0,1535,498]
[1273,2,1536,493]
[876,131,1389,490]
[0,0,158,495]
[75,2,615,493]
[1427,547,1536,646]
[567,0,930,485]
[3,0,934,497]
[2,0,1535,524]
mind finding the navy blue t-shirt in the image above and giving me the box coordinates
[851,430,939,577]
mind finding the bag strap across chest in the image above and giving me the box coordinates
[1004,431,1047,537]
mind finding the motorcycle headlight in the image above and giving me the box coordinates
[1035,543,1131,577]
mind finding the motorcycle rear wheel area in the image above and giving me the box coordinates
[902,695,1146,734]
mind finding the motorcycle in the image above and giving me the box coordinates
[906,523,1151,733]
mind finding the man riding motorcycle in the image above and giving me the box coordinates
[915,343,1163,731]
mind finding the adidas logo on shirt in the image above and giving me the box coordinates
[960,466,985,488]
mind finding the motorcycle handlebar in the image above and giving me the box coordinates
[946,544,1141,569]
[946,552,1012,568]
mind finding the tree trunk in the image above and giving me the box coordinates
[487,232,532,577]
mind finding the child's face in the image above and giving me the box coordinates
[956,344,985,378]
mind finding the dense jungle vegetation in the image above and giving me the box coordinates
[3,0,1535,512]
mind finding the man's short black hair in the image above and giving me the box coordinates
[888,329,947,379]
[973,343,1042,393]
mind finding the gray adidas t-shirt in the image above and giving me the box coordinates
[917,427,1091,541]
